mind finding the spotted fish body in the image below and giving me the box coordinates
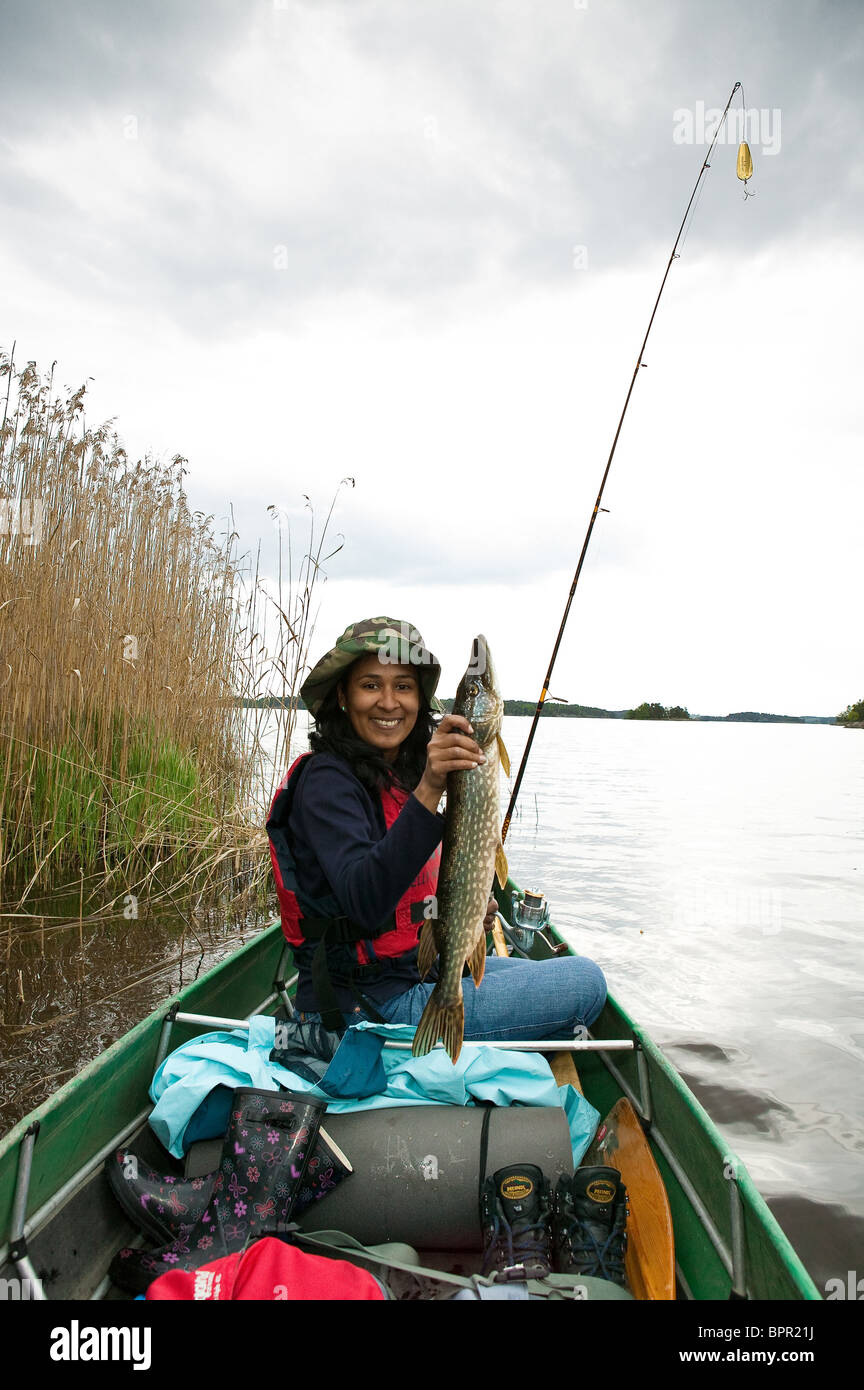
[412,635,509,1064]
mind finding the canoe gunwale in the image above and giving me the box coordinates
[611,1027,821,1301]
[0,1103,153,1273]
[598,1045,743,1290]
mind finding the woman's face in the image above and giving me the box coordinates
[338,654,421,762]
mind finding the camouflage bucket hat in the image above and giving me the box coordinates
[300,617,443,718]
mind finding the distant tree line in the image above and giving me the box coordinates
[837,698,864,728]
[438,698,621,719]
[235,696,838,725]
[236,696,304,708]
[724,711,803,723]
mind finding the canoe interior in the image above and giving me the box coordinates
[0,890,821,1301]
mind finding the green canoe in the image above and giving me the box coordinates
[0,883,821,1301]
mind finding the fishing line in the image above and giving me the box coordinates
[501,82,749,843]
[676,162,710,258]
[738,84,755,198]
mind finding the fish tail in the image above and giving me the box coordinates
[411,989,465,1064]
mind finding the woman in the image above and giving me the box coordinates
[266,617,606,1042]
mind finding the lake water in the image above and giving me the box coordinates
[499,715,864,1290]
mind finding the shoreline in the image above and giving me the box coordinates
[236,697,839,725]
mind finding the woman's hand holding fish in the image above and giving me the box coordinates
[412,714,484,812]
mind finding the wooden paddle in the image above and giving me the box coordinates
[583,1096,676,1300]
[546,1048,584,1094]
[490,916,510,958]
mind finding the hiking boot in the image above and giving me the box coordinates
[109,1088,325,1296]
[480,1164,553,1280]
[553,1166,628,1287]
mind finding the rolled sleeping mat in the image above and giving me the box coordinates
[297,1104,574,1251]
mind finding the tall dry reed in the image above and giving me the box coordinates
[0,351,340,916]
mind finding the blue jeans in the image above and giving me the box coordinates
[377,954,607,1041]
[298,954,606,1041]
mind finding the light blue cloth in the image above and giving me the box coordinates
[149,1015,600,1166]
[149,1015,307,1157]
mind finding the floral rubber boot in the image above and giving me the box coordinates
[109,1088,325,1296]
[107,1120,351,1245]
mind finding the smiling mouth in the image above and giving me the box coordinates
[370,717,401,729]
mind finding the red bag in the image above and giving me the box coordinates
[145,1236,387,1301]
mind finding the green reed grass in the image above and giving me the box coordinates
[21,723,208,876]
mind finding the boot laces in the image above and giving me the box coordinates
[482,1212,550,1278]
[561,1207,627,1282]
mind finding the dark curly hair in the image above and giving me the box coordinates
[308,683,437,793]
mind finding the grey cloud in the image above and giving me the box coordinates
[1,1,243,118]
[2,0,862,339]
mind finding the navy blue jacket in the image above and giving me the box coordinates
[287,753,444,1012]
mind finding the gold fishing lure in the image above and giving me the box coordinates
[736,141,753,182]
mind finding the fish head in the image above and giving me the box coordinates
[453,634,503,748]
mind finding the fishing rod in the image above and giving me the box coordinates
[501,81,749,842]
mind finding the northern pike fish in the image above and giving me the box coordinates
[411,635,510,1063]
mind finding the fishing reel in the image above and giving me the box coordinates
[505,889,552,955]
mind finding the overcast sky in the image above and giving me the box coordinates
[3,0,862,714]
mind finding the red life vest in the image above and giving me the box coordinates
[266,753,441,969]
